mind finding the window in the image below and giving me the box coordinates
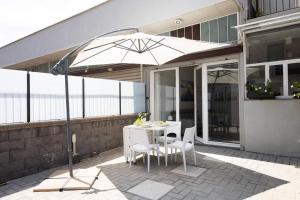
[218,17,227,43]
[269,65,283,96]
[201,22,209,42]
[170,30,177,37]
[168,13,238,43]
[288,63,300,95]
[178,28,184,38]
[245,24,300,98]
[192,24,200,40]
[246,66,265,87]
[228,14,238,41]
[201,14,237,43]
[184,26,192,39]
[159,32,170,36]
[246,61,300,98]
[246,25,300,64]
[209,19,218,43]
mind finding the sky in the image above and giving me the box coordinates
[0,0,107,48]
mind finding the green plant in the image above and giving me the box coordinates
[291,82,300,99]
[138,112,150,120]
[246,80,275,99]
[134,112,151,125]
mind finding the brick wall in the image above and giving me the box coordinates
[0,114,136,183]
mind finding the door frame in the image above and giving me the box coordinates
[194,59,240,148]
[150,67,180,121]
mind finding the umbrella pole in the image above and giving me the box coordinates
[64,69,74,177]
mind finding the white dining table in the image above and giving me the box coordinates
[123,122,178,167]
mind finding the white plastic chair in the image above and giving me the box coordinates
[129,129,160,172]
[156,121,181,166]
[157,121,181,143]
[169,126,196,172]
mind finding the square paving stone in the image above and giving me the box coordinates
[128,179,174,200]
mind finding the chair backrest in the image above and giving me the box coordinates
[183,126,196,145]
[165,121,181,140]
[129,128,150,147]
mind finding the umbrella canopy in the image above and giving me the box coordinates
[51,30,229,178]
[54,32,229,72]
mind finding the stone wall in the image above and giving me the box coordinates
[0,114,136,183]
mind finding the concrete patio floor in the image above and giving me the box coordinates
[0,145,300,200]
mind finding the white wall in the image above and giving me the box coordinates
[0,0,227,68]
[244,100,300,157]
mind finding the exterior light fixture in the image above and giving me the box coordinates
[175,18,183,25]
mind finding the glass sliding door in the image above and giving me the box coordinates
[179,67,195,135]
[152,69,178,121]
[207,63,239,144]
[194,60,240,147]
[194,67,203,140]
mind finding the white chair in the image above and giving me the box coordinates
[129,129,160,172]
[156,121,181,166]
[169,126,196,172]
[156,121,181,143]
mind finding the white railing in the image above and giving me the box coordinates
[0,69,145,124]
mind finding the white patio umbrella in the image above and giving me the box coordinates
[51,29,228,177]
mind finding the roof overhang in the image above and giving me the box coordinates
[235,12,300,34]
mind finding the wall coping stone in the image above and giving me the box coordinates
[0,114,137,131]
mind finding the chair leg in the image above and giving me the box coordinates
[164,144,168,167]
[133,151,136,163]
[182,148,187,172]
[143,153,145,164]
[147,152,150,173]
[157,146,160,166]
[193,147,197,166]
[175,148,177,162]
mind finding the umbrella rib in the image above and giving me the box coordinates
[130,39,140,51]
[143,38,165,51]
[84,39,126,52]
[113,43,139,53]
[141,39,160,65]
[120,39,136,63]
[149,39,185,54]
[141,38,153,52]
[72,39,130,66]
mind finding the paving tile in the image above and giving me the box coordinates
[1,146,299,200]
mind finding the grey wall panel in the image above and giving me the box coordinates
[244,100,300,157]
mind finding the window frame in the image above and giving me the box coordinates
[161,12,239,44]
[245,58,300,98]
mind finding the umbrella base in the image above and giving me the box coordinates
[33,167,101,192]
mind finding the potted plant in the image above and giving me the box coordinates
[246,80,275,100]
[291,82,300,99]
[134,112,151,125]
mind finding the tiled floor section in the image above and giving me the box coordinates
[1,145,300,200]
